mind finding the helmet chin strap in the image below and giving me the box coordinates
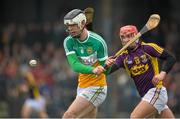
[70,26,85,38]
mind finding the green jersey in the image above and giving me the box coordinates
[63,31,108,88]
[64,31,108,66]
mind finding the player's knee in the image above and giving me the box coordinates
[90,109,97,117]
[62,111,77,118]
[130,111,138,118]
[84,109,97,118]
[91,110,96,117]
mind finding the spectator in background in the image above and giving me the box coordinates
[20,66,48,118]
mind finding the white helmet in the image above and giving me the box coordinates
[64,9,86,29]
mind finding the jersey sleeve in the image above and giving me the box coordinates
[63,36,75,55]
[115,56,124,68]
[66,54,94,74]
[63,37,94,74]
[97,38,108,62]
[143,43,164,57]
[160,50,176,73]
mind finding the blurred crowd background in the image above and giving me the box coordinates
[0,0,180,118]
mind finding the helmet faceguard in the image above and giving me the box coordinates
[64,9,86,38]
[64,9,86,29]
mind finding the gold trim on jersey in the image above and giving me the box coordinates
[144,52,162,88]
[142,42,164,54]
[78,62,107,88]
[123,57,131,76]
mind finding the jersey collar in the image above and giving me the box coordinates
[76,31,90,43]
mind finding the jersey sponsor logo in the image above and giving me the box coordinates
[79,52,97,65]
[130,64,149,76]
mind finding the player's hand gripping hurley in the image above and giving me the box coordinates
[104,14,161,69]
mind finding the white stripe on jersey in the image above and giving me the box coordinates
[76,31,90,43]
[99,56,108,61]
[66,51,75,55]
[89,32,108,61]
[63,36,72,53]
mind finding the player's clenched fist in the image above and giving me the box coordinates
[105,56,115,67]
[93,66,105,75]
[152,71,166,86]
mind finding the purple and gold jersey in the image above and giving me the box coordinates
[115,42,164,97]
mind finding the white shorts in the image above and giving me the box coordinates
[142,86,169,114]
[77,86,107,107]
[24,96,46,112]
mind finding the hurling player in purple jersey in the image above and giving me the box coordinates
[105,25,176,118]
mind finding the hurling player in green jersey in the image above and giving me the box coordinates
[63,9,108,118]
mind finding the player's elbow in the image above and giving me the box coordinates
[69,62,79,72]
[167,53,176,66]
